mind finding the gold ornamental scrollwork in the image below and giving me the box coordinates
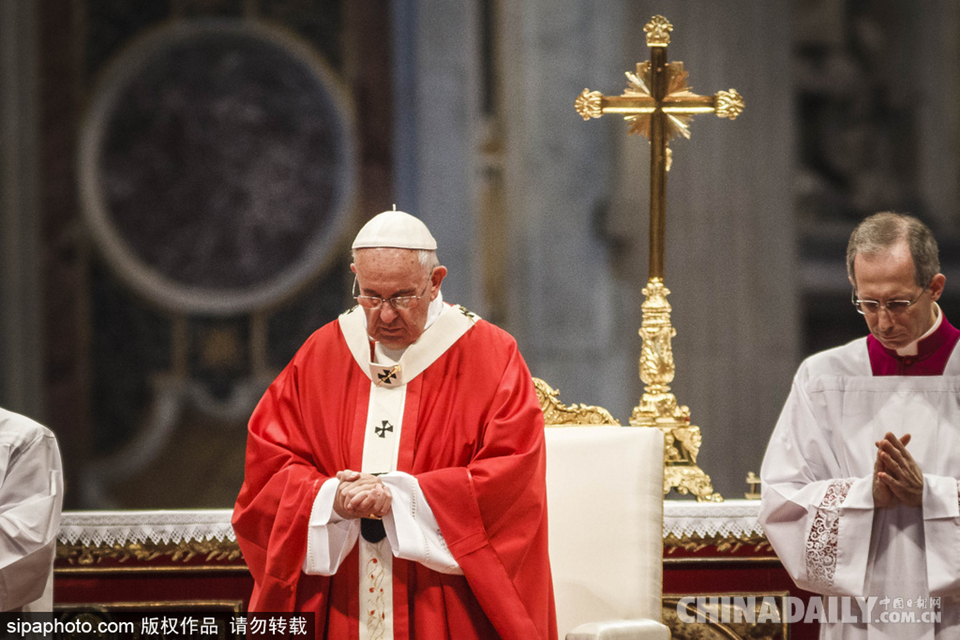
[576,61,745,148]
[58,539,243,565]
[533,377,620,426]
[630,279,721,502]
[716,89,745,120]
[663,532,772,554]
[631,279,689,425]
[574,16,744,177]
[665,463,720,501]
[643,15,673,47]
[625,62,700,145]
[574,89,603,121]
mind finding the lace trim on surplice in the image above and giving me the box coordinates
[806,479,854,589]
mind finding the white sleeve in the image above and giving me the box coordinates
[380,471,462,575]
[759,376,874,597]
[302,478,360,575]
[0,426,63,612]
[920,475,960,595]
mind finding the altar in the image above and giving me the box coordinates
[54,501,819,639]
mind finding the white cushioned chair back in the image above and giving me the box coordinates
[545,426,665,639]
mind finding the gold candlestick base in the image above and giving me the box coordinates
[630,278,722,502]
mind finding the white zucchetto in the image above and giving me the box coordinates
[352,209,437,251]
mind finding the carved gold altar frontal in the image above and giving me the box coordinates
[575,16,744,501]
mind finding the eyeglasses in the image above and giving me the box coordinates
[353,274,431,310]
[852,284,929,315]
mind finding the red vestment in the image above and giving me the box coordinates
[232,315,557,640]
[867,314,960,375]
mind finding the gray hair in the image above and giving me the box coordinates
[417,249,440,273]
[351,248,439,276]
[846,211,940,287]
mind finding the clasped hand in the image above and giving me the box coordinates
[333,470,392,520]
[873,432,923,509]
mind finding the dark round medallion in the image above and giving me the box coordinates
[80,19,356,314]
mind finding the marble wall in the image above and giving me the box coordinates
[397,1,799,497]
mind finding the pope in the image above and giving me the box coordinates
[232,209,557,639]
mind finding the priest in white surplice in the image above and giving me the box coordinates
[761,212,960,639]
[0,407,63,611]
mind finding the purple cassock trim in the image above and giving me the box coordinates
[867,315,960,375]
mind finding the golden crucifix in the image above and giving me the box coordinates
[575,15,743,502]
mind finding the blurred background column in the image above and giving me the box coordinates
[0,0,44,418]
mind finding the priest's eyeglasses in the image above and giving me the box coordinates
[852,285,928,315]
[353,276,430,310]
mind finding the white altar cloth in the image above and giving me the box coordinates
[662,499,763,539]
[57,501,764,548]
[58,509,236,547]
